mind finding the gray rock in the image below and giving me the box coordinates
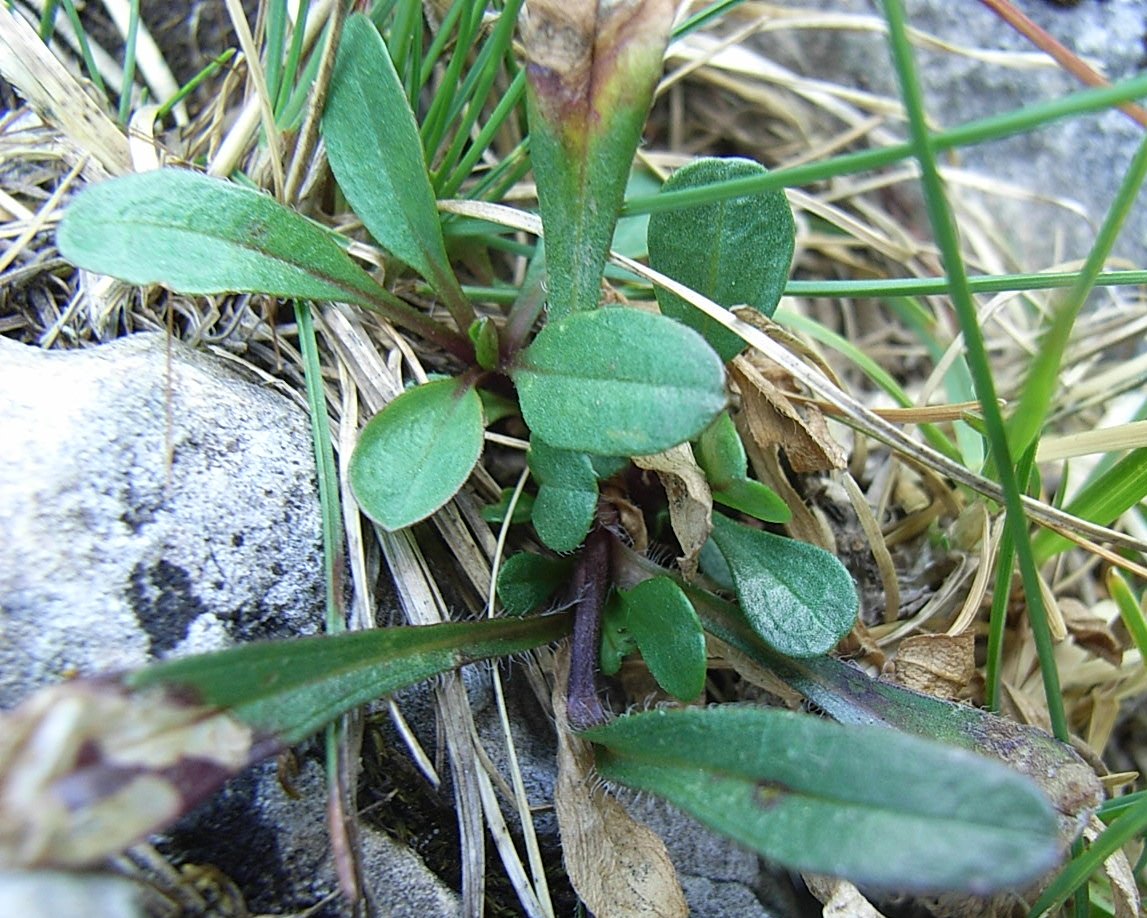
[0,870,147,918]
[0,332,325,709]
[162,751,460,917]
[0,333,457,916]
[748,0,1147,268]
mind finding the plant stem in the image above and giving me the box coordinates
[566,526,610,729]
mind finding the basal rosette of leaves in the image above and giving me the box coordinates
[44,1,1087,903]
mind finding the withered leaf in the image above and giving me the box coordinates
[552,646,687,918]
[0,679,264,868]
[892,632,976,702]
[731,356,846,474]
[634,444,713,579]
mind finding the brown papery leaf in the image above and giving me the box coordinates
[891,633,976,702]
[551,646,687,918]
[0,678,265,868]
[731,356,847,474]
[634,443,713,579]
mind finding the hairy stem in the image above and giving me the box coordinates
[566,525,610,729]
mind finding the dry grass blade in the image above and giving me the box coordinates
[0,6,130,177]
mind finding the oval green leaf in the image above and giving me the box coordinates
[349,378,484,530]
[57,169,388,306]
[621,577,706,701]
[694,411,747,489]
[647,157,796,362]
[496,552,573,616]
[583,706,1061,894]
[323,14,463,306]
[528,438,599,552]
[709,513,856,657]
[512,308,727,456]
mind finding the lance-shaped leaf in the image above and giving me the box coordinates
[529,438,599,552]
[687,587,1104,849]
[512,307,727,456]
[522,0,673,318]
[349,377,484,531]
[0,614,572,868]
[757,652,1104,847]
[58,169,394,306]
[583,706,1062,894]
[709,512,856,657]
[647,157,796,361]
[55,169,464,355]
[323,14,467,319]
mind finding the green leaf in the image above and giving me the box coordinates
[57,169,389,306]
[709,513,856,657]
[677,571,1103,849]
[496,552,573,615]
[468,316,500,370]
[513,308,727,456]
[600,591,636,676]
[620,577,707,701]
[647,157,796,361]
[589,454,630,480]
[713,479,791,524]
[528,438,598,552]
[481,488,535,526]
[131,615,573,745]
[583,706,1061,894]
[522,0,673,318]
[694,411,747,488]
[323,14,464,308]
[349,378,484,530]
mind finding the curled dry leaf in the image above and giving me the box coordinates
[891,632,976,702]
[551,646,687,918]
[0,678,269,868]
[731,356,847,474]
[634,444,713,579]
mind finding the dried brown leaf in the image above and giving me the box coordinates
[731,357,847,474]
[0,679,261,868]
[633,444,712,579]
[552,646,687,918]
[1060,598,1126,667]
[891,633,976,702]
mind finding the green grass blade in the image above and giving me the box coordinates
[878,0,1069,741]
[156,50,236,122]
[622,72,1147,215]
[295,302,344,633]
[1028,795,1147,917]
[116,0,140,125]
[1032,448,1147,564]
[784,270,1147,298]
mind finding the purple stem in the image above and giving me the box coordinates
[565,525,610,730]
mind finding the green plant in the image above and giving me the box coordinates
[27,0,1117,908]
